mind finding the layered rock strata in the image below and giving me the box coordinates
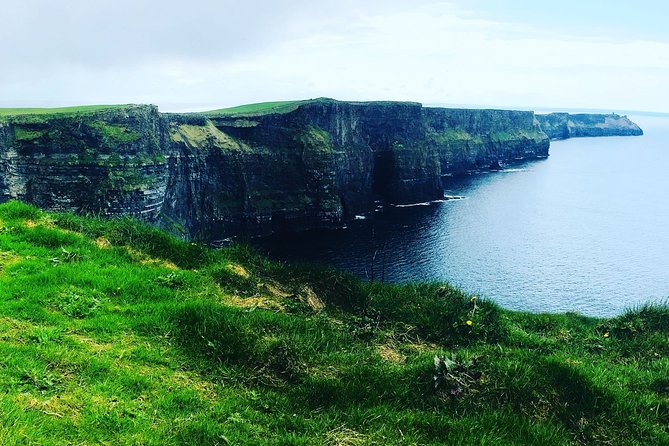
[537,112,643,139]
[0,99,563,238]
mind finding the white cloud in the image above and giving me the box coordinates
[1,0,667,112]
[204,3,669,111]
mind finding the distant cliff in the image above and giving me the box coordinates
[537,112,643,140]
[1,99,552,238]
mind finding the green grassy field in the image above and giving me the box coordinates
[203,98,422,118]
[0,105,130,117]
[0,200,668,445]
[204,101,304,117]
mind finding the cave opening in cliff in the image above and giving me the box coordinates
[372,150,395,202]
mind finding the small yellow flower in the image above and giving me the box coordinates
[466,320,473,326]
[603,332,609,338]
[470,295,477,302]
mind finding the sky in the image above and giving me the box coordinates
[1,0,668,113]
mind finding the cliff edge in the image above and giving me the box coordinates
[537,112,643,140]
[4,101,645,239]
[1,101,645,239]
[0,99,552,238]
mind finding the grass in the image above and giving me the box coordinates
[0,105,130,117]
[204,101,305,117]
[13,127,45,142]
[203,98,423,118]
[169,121,251,151]
[297,125,335,153]
[490,129,547,143]
[89,121,142,143]
[0,200,669,444]
[431,128,483,145]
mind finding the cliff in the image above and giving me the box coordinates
[0,105,168,219]
[537,112,643,139]
[0,99,552,238]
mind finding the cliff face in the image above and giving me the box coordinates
[537,113,643,140]
[0,99,553,238]
[0,106,168,220]
[423,108,549,175]
[163,110,347,239]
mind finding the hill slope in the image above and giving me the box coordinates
[1,201,668,445]
[203,100,306,117]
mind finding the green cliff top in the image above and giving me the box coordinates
[204,98,424,117]
[0,104,133,117]
[0,105,150,126]
[0,200,667,444]
[204,100,306,117]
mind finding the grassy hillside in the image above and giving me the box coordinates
[0,105,131,117]
[0,201,668,445]
[204,101,305,117]
[203,98,423,118]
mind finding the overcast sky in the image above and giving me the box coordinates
[2,0,668,112]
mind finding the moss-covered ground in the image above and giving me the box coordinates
[0,200,668,445]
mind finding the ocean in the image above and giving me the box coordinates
[256,115,669,317]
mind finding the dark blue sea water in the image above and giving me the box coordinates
[256,115,669,317]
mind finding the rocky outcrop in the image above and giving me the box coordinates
[0,106,168,220]
[537,113,643,140]
[0,99,554,239]
[423,107,549,175]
